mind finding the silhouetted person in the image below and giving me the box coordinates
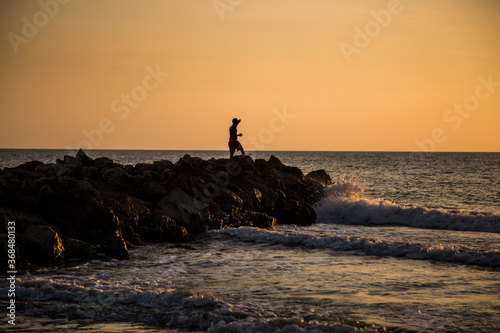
[229,118,246,158]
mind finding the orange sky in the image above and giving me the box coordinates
[1,0,499,152]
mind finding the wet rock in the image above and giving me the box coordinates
[20,225,64,264]
[64,238,99,260]
[306,169,332,186]
[281,166,304,180]
[246,212,277,229]
[154,188,209,234]
[0,208,46,234]
[105,234,130,259]
[237,187,263,210]
[158,215,191,242]
[102,192,142,245]
[3,149,333,268]
[41,181,129,259]
[212,188,243,215]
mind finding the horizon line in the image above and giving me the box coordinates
[1,148,499,154]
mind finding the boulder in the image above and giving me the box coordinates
[212,188,243,215]
[154,188,210,234]
[17,161,44,172]
[143,180,168,201]
[237,187,263,210]
[0,208,46,234]
[64,238,99,260]
[41,181,129,259]
[306,169,332,186]
[20,225,64,264]
[246,212,277,229]
[158,215,191,242]
[105,234,130,259]
[274,198,316,226]
[2,151,333,268]
[75,149,93,166]
[268,155,284,168]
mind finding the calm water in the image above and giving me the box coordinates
[1,150,499,332]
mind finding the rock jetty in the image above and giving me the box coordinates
[0,150,332,270]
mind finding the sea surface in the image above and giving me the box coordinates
[1,150,499,332]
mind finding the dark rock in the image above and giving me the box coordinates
[2,167,36,182]
[0,208,46,234]
[3,151,333,268]
[101,192,142,245]
[246,212,277,228]
[39,183,54,196]
[18,161,44,172]
[158,215,190,242]
[105,234,130,259]
[34,163,57,178]
[268,155,284,168]
[279,172,302,189]
[80,166,99,179]
[41,181,129,259]
[95,157,114,167]
[212,188,243,215]
[101,167,130,184]
[137,225,163,243]
[76,149,93,166]
[237,187,263,210]
[154,188,209,234]
[64,238,99,259]
[281,166,304,180]
[228,155,254,171]
[63,155,78,165]
[20,225,64,264]
[306,169,332,186]
[153,160,174,173]
[143,180,168,200]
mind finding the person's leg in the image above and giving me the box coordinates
[239,143,245,156]
[229,141,235,158]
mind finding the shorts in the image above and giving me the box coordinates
[228,140,241,155]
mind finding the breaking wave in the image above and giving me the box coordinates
[218,227,500,267]
[314,180,500,233]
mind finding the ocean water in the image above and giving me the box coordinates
[1,150,499,332]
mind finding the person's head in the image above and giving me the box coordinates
[232,118,241,124]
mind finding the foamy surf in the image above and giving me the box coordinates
[216,226,500,267]
[314,180,500,233]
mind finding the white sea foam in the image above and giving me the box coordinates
[1,276,372,333]
[314,180,500,233]
[217,227,500,267]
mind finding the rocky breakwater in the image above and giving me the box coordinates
[0,150,332,270]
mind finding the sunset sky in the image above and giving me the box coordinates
[1,0,499,152]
